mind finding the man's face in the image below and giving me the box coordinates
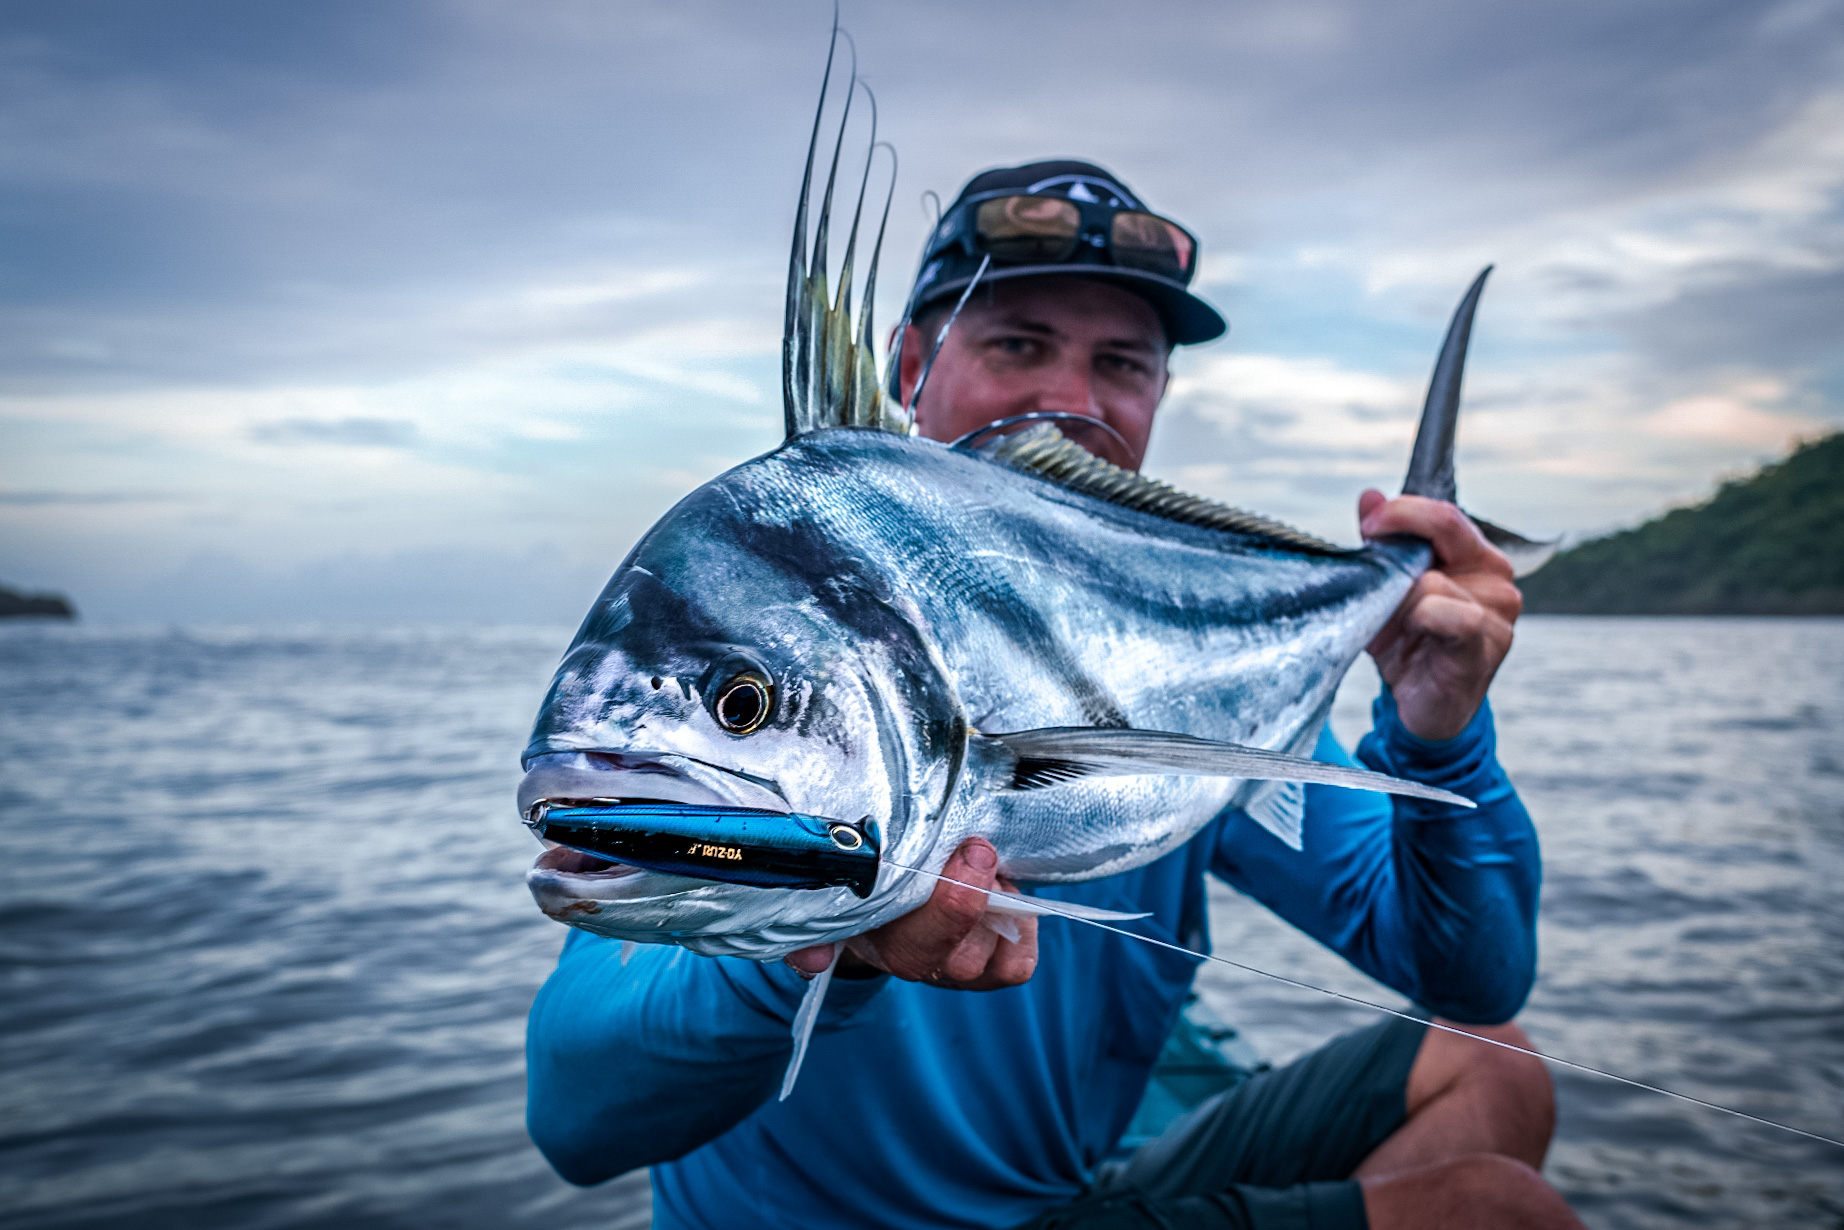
[896,277,1170,470]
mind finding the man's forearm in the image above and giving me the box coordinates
[1214,693,1541,1024]
[1354,690,1541,1022]
[526,930,887,1184]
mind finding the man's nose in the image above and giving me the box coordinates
[1033,356,1100,416]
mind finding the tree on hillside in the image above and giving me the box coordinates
[1519,432,1844,615]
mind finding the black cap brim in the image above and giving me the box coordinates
[915,264,1227,347]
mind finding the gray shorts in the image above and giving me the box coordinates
[1016,1014,1427,1230]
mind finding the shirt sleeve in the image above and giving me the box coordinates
[525,929,889,1184]
[1211,690,1541,1023]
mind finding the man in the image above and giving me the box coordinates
[527,161,1583,1230]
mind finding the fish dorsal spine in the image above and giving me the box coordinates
[782,24,908,441]
[984,425,1349,555]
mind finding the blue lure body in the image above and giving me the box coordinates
[530,802,882,899]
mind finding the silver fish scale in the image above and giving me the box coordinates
[522,426,1430,956]
[768,430,1423,880]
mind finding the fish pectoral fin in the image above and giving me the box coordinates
[982,890,1151,922]
[988,727,1475,810]
[1465,510,1559,578]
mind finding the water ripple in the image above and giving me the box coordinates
[3,618,1842,1228]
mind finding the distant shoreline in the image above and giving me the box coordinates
[0,583,75,620]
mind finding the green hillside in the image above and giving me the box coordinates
[1520,432,1844,615]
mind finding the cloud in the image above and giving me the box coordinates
[3,0,1841,620]
[114,546,612,626]
[1639,378,1829,445]
[0,490,182,505]
[249,417,419,447]
[1622,266,1844,375]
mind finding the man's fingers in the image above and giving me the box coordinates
[922,840,1003,982]
[820,839,1042,991]
[858,839,998,982]
[1374,574,1512,655]
[1368,571,1455,657]
[1359,493,1511,580]
[784,944,837,977]
[1403,591,1490,645]
[939,919,1000,984]
[937,901,1040,990]
[932,838,1002,928]
[981,920,1039,987]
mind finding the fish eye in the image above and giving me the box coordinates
[711,671,773,735]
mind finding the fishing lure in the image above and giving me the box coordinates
[529,801,881,898]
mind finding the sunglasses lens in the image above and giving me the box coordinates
[975,196,1081,262]
[1110,212,1196,280]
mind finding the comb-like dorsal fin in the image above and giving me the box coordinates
[987,426,1351,555]
[782,27,908,440]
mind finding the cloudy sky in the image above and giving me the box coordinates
[4,0,1840,623]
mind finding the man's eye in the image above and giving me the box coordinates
[993,336,1040,356]
[1099,354,1150,377]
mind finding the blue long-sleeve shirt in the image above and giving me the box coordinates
[525,692,1540,1229]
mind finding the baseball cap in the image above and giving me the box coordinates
[906,159,1227,346]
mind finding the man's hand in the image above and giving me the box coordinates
[1359,491,1521,742]
[784,838,1038,990]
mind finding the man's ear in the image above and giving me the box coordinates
[896,323,928,415]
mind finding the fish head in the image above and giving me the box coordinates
[518,473,966,956]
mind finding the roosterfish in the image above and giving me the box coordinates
[515,47,1551,1095]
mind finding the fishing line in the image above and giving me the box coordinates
[906,253,990,415]
[886,862,1844,1152]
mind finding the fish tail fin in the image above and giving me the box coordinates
[1400,266,1558,577]
[1401,266,1489,504]
[782,21,906,441]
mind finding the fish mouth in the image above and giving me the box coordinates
[520,751,881,905]
[531,842,643,881]
[519,751,794,914]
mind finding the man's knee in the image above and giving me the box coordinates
[1366,1154,1584,1230]
[1400,1020,1555,1169]
[1441,1153,1553,1208]
[1425,1021,1554,1116]
[1466,1022,1555,1147]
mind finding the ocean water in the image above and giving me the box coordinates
[1,618,1840,1229]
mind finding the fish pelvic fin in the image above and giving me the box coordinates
[983,913,1023,944]
[782,25,907,441]
[1235,698,1331,850]
[987,726,1475,811]
[1400,267,1559,578]
[982,891,1151,922]
[1242,781,1306,850]
[779,942,839,1101]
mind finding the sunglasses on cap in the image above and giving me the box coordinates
[929,191,1200,284]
